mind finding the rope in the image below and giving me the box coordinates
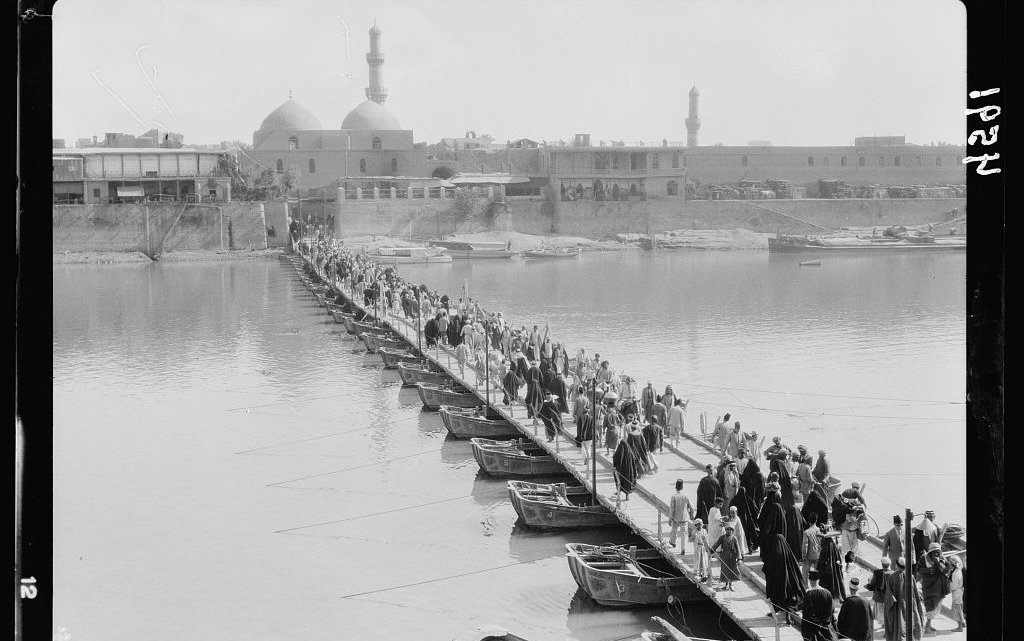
[274,493,489,532]
[266,447,443,486]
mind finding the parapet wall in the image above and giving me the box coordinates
[334,197,966,239]
[53,202,269,254]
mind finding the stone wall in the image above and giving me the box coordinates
[53,202,269,254]
[333,196,967,239]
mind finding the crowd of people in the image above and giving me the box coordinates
[298,237,965,640]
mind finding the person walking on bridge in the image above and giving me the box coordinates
[696,464,722,522]
[881,516,905,569]
[837,577,875,641]
[801,571,838,641]
[667,479,695,553]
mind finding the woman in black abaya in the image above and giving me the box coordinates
[758,497,788,555]
[731,485,760,554]
[761,533,807,625]
[816,534,847,602]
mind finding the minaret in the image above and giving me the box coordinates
[685,86,701,147]
[365,22,388,105]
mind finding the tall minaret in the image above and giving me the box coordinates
[685,86,701,147]
[365,22,388,105]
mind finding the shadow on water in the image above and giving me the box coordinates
[440,434,475,466]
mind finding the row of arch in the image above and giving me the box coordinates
[736,155,962,168]
[275,158,399,174]
[288,136,385,151]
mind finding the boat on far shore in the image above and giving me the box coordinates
[373,246,453,264]
[523,247,581,259]
[769,233,966,253]
[427,240,520,259]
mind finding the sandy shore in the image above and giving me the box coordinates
[52,249,287,265]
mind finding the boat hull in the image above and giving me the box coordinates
[374,254,453,264]
[768,237,966,253]
[397,363,452,386]
[507,482,619,529]
[470,438,567,477]
[524,249,580,259]
[379,348,421,369]
[416,383,480,410]
[439,406,521,439]
[362,333,409,353]
[565,544,701,607]
[446,249,520,259]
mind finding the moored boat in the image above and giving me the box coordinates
[565,543,702,607]
[374,246,453,264]
[768,234,965,253]
[523,247,581,259]
[507,481,619,529]
[416,382,480,410]
[379,347,422,369]
[362,332,410,353]
[349,319,384,337]
[439,405,520,439]
[397,362,452,386]
[428,240,520,259]
[469,437,567,477]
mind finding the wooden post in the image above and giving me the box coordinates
[906,508,914,638]
[591,377,598,505]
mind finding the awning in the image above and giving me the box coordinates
[449,174,531,185]
[116,186,145,197]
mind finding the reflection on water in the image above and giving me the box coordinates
[52,252,964,641]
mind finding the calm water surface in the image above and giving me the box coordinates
[52,251,964,641]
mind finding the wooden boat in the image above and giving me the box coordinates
[361,332,409,353]
[769,234,965,253]
[469,438,567,477]
[327,305,352,324]
[439,405,520,439]
[565,543,702,607]
[523,247,581,259]
[799,259,822,267]
[379,347,422,369]
[349,319,384,337]
[373,246,453,264]
[427,240,520,259]
[416,382,480,410]
[507,481,619,529]
[397,362,453,387]
[449,627,530,641]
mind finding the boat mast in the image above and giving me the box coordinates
[484,322,490,412]
[591,377,597,506]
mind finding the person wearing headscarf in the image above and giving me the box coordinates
[785,503,807,562]
[866,557,892,628]
[948,555,965,632]
[801,486,831,530]
[707,496,726,546]
[524,360,544,421]
[912,511,940,569]
[731,485,760,554]
[640,381,656,421]
[612,417,647,500]
[709,523,742,590]
[758,497,788,554]
[539,392,562,442]
[770,451,796,510]
[837,577,874,641]
[696,464,723,523]
[734,447,750,476]
[801,571,838,641]
[813,450,834,503]
[764,471,783,506]
[916,542,951,633]
[744,429,766,461]
[722,461,740,506]
[640,408,663,455]
[539,359,555,393]
[762,533,807,626]
[796,453,815,504]
[423,313,439,347]
[883,557,923,641]
[502,361,524,407]
[447,312,463,347]
[816,534,847,603]
[550,370,570,414]
[740,456,765,509]
[721,505,747,555]
[601,391,622,455]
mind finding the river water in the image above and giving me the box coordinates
[52,250,964,641]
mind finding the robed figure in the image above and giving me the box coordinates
[524,363,544,418]
[837,591,875,641]
[423,317,439,347]
[883,566,924,641]
[802,488,831,529]
[762,533,807,622]
[801,585,839,641]
[785,504,808,562]
[612,426,648,497]
[696,472,722,523]
[770,455,796,510]
[731,486,760,554]
[550,373,571,414]
[739,457,766,508]
[817,535,847,602]
[502,368,524,406]
[447,314,463,347]
[539,394,562,440]
[758,495,788,554]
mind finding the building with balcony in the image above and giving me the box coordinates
[52,148,232,204]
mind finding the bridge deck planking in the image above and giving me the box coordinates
[292,254,965,641]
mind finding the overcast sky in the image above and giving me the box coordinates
[52,0,966,147]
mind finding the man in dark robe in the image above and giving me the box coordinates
[540,360,555,393]
[447,314,463,347]
[423,315,439,347]
[539,393,562,442]
[641,414,662,454]
[551,372,570,414]
[524,361,544,419]
[696,464,722,522]
[802,571,839,641]
[731,486,760,554]
[502,366,523,406]
[575,410,594,447]
[816,534,847,603]
[762,533,806,625]
[883,558,923,641]
[785,503,807,562]
[837,578,874,641]
[612,423,647,499]
[758,500,788,558]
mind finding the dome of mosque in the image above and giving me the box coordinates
[258,99,323,132]
[341,100,402,131]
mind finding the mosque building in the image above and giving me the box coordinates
[240,23,433,196]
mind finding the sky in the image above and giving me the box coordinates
[52,0,967,148]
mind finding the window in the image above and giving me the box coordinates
[841,156,847,167]
[391,158,398,173]
[879,156,885,166]
[741,155,748,167]
[93,188,101,198]
[808,156,814,166]
[916,156,922,166]
[672,153,679,168]
[667,180,679,196]
[372,137,382,150]
[652,154,659,169]
[894,156,901,167]
[309,159,316,173]
[824,157,830,167]
[276,159,283,171]
[858,156,865,167]
[936,156,942,167]
[288,136,299,150]
[359,158,366,173]
[612,154,620,170]
[683,155,687,167]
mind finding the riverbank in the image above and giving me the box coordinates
[52,248,287,265]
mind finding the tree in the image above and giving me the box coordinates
[431,166,455,180]
[450,187,479,222]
